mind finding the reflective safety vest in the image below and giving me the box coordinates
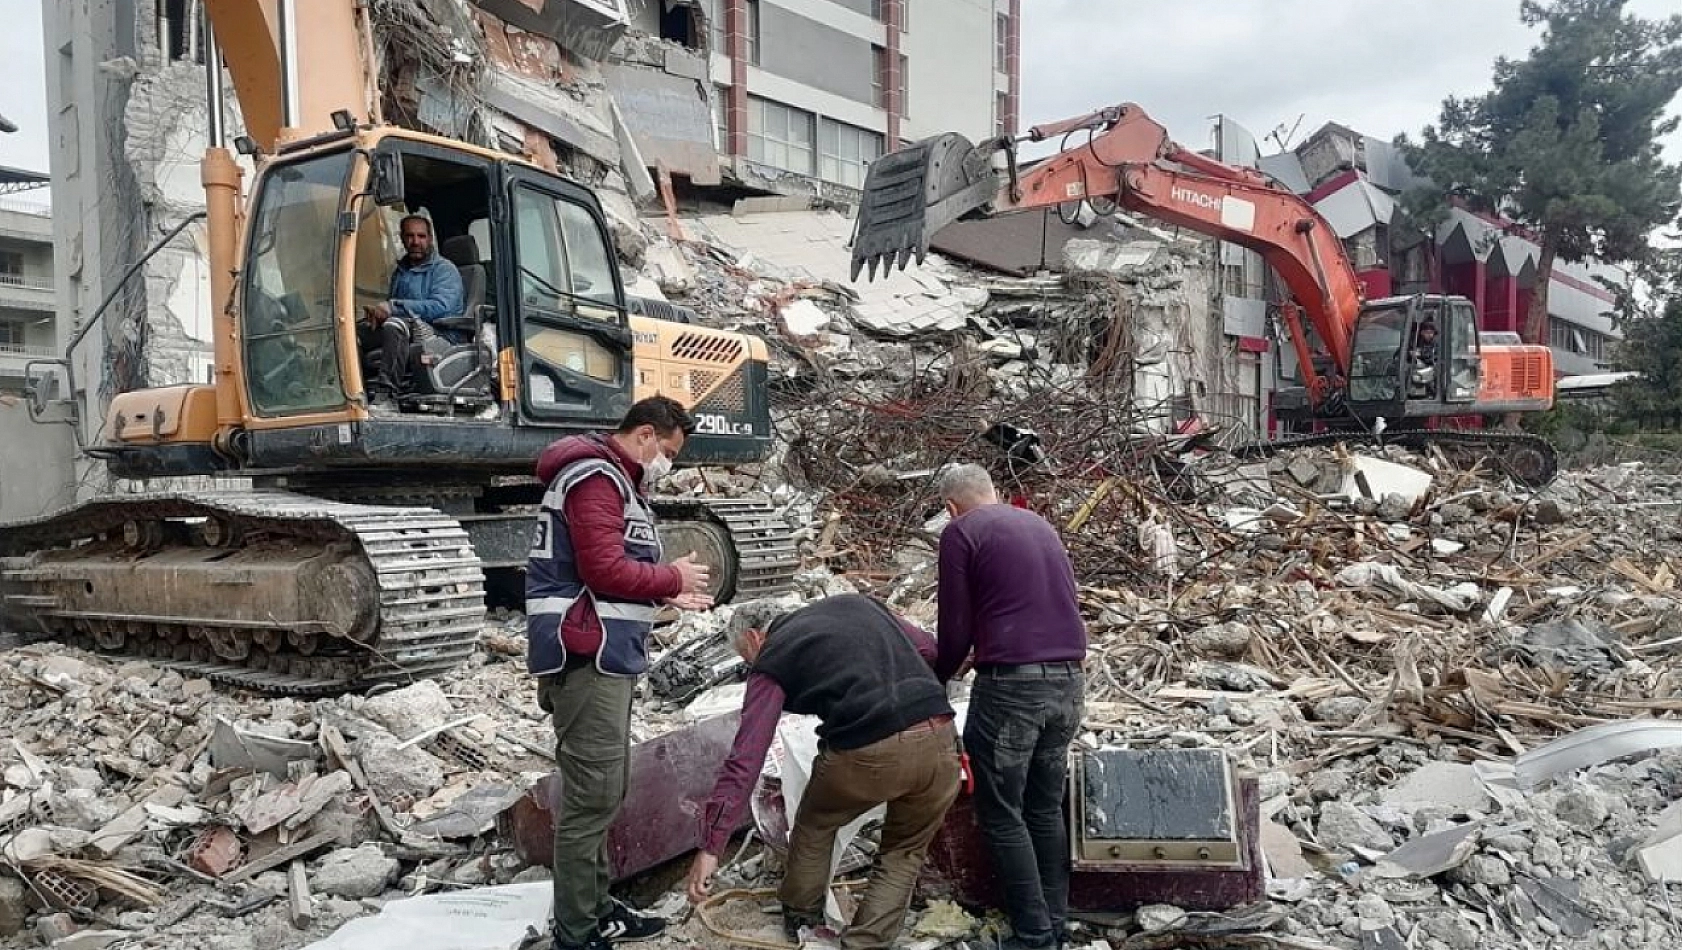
[526,457,664,676]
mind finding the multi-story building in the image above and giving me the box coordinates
[0,166,77,521]
[0,170,55,395]
[620,0,1017,201]
[1258,122,1625,379]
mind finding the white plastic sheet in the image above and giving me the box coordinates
[299,882,551,950]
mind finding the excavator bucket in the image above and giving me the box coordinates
[849,133,1000,281]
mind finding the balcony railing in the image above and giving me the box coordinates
[0,274,52,293]
[0,341,56,358]
[0,195,51,218]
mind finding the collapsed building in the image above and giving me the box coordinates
[40,0,1246,513]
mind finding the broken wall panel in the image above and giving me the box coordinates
[469,0,631,62]
[602,62,722,185]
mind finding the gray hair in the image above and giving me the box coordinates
[937,463,997,505]
[725,598,792,652]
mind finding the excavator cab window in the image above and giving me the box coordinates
[506,174,631,422]
[1443,300,1481,403]
[241,150,354,416]
[1347,304,1407,404]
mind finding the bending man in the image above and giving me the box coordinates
[685,595,962,950]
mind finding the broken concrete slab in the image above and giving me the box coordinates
[1367,821,1482,879]
[356,732,446,801]
[88,784,186,858]
[1259,819,1314,879]
[1315,802,1394,853]
[312,844,399,900]
[0,873,27,937]
[359,681,455,742]
[1380,762,1492,814]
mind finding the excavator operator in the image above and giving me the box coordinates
[358,214,466,412]
[1409,320,1439,397]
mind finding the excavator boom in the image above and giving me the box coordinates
[851,103,1361,404]
[851,102,1558,484]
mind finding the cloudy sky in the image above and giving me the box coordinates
[1018,0,1682,163]
[1,1,1678,174]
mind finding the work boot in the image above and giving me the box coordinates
[598,899,666,942]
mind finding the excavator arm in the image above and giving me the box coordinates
[851,103,1365,406]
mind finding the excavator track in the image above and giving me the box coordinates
[1229,428,1558,487]
[653,497,801,603]
[0,492,484,696]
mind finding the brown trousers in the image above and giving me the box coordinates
[781,720,963,950]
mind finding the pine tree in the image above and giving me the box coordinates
[1397,0,1682,346]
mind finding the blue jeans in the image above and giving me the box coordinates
[964,663,1084,947]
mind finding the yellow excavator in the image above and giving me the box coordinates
[0,0,796,693]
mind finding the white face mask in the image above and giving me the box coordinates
[643,449,673,487]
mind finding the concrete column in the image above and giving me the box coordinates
[883,0,902,147]
[724,0,748,157]
[1005,0,1020,137]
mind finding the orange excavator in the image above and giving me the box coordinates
[851,103,1557,483]
[0,0,796,693]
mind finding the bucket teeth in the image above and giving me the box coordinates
[849,132,996,283]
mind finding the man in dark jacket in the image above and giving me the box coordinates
[358,214,466,411]
[683,595,962,950]
[527,395,712,950]
[936,464,1087,950]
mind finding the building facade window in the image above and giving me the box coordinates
[0,251,22,286]
[746,0,761,65]
[995,91,1008,137]
[748,97,815,174]
[872,45,888,107]
[819,119,883,188]
[995,13,1009,71]
[713,85,730,150]
[899,53,909,116]
[0,320,21,347]
[710,0,726,55]
[1549,317,1609,360]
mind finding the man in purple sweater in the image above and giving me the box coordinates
[936,464,1087,950]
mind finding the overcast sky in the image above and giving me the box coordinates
[1019,0,1682,164]
[1,1,1678,175]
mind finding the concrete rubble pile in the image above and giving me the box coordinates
[11,7,1682,949]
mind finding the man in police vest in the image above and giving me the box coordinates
[527,395,713,950]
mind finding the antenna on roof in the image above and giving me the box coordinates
[1266,114,1304,152]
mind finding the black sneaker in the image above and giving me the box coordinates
[598,900,665,943]
[515,926,610,950]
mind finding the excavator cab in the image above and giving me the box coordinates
[1345,295,1480,411]
[242,137,636,431]
[1345,295,1484,416]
